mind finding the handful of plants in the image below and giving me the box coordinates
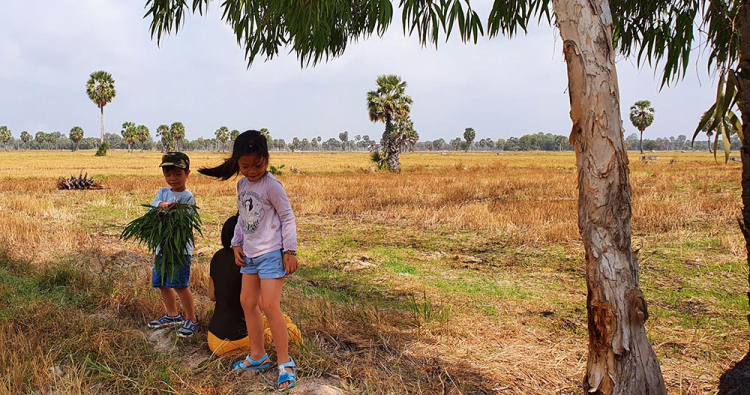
[120,202,202,284]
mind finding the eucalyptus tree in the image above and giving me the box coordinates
[215,126,229,151]
[629,101,655,154]
[156,124,171,151]
[86,71,116,144]
[170,122,186,151]
[144,0,675,392]
[463,127,475,152]
[367,75,413,171]
[136,125,150,149]
[20,131,31,149]
[69,126,84,151]
[121,122,137,152]
[0,126,10,150]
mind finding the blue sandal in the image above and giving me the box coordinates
[233,353,272,371]
[277,358,297,391]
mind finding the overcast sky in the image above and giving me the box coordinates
[0,0,718,143]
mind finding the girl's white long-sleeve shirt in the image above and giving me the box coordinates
[231,173,297,258]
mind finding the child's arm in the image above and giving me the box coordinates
[150,188,172,209]
[208,277,216,301]
[231,212,246,267]
[268,181,298,275]
[267,181,297,252]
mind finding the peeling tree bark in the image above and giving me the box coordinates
[734,0,750,358]
[551,0,667,393]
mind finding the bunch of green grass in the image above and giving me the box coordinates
[120,202,202,285]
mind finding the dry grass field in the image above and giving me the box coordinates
[0,150,747,394]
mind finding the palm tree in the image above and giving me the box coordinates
[629,100,655,154]
[367,74,413,172]
[0,126,10,151]
[215,126,229,152]
[156,124,170,151]
[230,129,240,142]
[20,131,31,149]
[170,122,185,151]
[259,128,272,148]
[35,132,47,149]
[463,127,476,152]
[69,127,84,151]
[121,122,137,152]
[86,71,116,144]
[136,125,150,150]
[47,132,61,148]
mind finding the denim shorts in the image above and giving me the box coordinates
[240,250,285,279]
[152,255,192,288]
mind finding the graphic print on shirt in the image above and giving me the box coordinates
[239,190,264,235]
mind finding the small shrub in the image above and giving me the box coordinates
[269,164,286,176]
[370,151,387,170]
[95,142,109,156]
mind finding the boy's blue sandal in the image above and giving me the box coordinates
[176,319,198,338]
[277,358,297,391]
[233,353,272,371]
[148,314,184,329]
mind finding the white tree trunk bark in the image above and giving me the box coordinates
[100,106,105,144]
[551,0,667,393]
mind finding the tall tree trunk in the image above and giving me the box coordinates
[100,106,105,144]
[733,0,750,362]
[639,130,644,154]
[552,0,667,393]
[383,116,401,172]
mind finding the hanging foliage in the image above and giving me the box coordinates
[120,202,202,284]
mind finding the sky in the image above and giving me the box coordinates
[0,0,718,143]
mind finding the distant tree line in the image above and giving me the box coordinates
[0,125,733,153]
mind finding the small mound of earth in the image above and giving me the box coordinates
[147,328,174,352]
[333,258,375,272]
[289,378,348,395]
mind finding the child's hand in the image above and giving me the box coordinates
[232,246,246,267]
[158,202,173,209]
[283,253,298,275]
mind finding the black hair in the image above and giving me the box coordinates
[221,214,239,249]
[198,130,269,180]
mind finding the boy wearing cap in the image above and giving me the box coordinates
[146,151,199,338]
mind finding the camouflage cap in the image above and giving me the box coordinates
[160,151,190,169]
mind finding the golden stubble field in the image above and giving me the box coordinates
[0,149,747,394]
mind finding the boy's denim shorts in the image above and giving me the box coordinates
[152,255,192,289]
[240,250,285,279]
